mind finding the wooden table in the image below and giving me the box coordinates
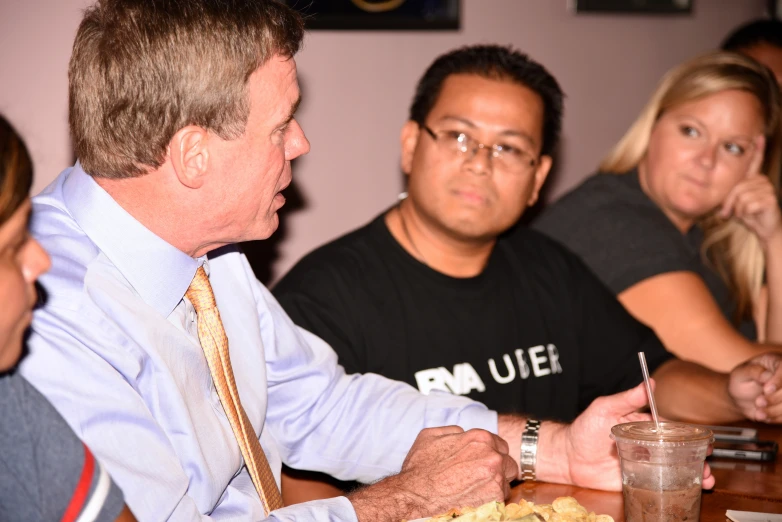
[508,423,782,521]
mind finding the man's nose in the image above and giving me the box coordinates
[463,144,493,176]
[286,119,310,159]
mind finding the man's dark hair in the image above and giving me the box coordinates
[70,0,304,179]
[409,45,564,156]
[721,18,782,51]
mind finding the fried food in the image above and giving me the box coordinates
[423,497,613,522]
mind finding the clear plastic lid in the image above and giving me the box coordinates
[611,421,713,446]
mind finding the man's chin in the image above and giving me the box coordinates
[449,228,504,244]
[250,213,280,242]
[445,218,509,243]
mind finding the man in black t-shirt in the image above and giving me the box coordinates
[275,212,669,421]
[276,43,782,422]
[274,45,782,499]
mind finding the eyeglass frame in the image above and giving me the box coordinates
[420,123,540,172]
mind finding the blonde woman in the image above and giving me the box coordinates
[534,52,782,373]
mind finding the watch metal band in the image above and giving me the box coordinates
[520,418,541,481]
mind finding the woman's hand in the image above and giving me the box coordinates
[720,136,782,247]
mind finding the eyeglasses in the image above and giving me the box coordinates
[421,124,538,172]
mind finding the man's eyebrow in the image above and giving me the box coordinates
[439,115,477,128]
[281,95,302,127]
[498,129,538,149]
[437,115,538,148]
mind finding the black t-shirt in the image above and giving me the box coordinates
[273,212,672,422]
[532,170,757,340]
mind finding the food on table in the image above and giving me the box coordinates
[420,496,614,522]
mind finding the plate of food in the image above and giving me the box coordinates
[405,496,614,521]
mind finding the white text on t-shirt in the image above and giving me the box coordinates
[414,344,563,395]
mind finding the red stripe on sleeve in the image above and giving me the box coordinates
[60,443,95,522]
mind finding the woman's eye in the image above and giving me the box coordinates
[723,142,745,156]
[680,125,700,138]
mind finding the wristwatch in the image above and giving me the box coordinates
[520,418,541,481]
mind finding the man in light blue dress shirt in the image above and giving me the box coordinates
[19,1,741,521]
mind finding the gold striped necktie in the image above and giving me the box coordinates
[186,266,283,515]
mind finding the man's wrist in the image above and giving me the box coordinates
[497,415,571,483]
[497,414,525,479]
[533,421,572,485]
[519,419,541,480]
[348,474,422,522]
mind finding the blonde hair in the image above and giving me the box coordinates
[600,51,782,322]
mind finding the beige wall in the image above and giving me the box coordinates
[0,0,766,283]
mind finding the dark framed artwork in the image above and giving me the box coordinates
[284,0,460,31]
[573,0,692,14]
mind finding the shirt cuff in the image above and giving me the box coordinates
[423,390,499,434]
[269,496,358,522]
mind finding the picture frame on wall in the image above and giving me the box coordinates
[284,0,460,31]
[572,0,692,14]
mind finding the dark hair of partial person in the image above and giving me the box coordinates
[69,0,305,179]
[721,18,782,51]
[408,44,564,157]
[0,115,33,224]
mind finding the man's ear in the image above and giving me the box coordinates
[400,121,421,175]
[526,155,553,207]
[169,126,210,189]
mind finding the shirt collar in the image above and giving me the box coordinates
[63,163,199,317]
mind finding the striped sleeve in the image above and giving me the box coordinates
[60,444,125,522]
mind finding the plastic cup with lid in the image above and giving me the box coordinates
[611,421,713,522]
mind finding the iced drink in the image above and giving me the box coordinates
[611,421,713,522]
